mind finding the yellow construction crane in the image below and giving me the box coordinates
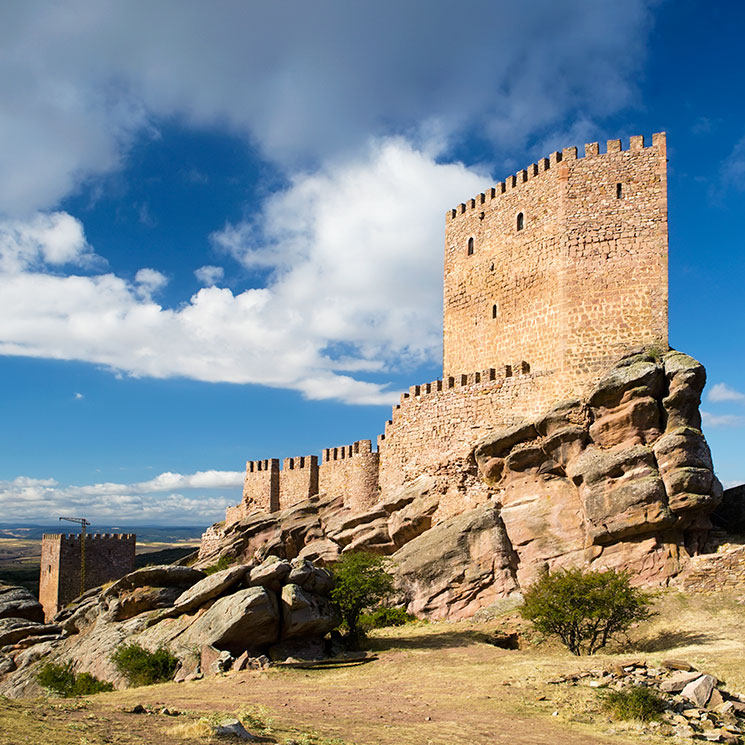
[59,516,90,597]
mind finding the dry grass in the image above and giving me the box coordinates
[2,587,743,745]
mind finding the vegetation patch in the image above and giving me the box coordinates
[360,605,417,629]
[36,662,113,697]
[203,554,236,575]
[600,685,667,722]
[111,643,178,686]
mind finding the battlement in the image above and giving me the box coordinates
[322,440,374,463]
[42,532,136,541]
[246,458,279,473]
[446,132,665,221]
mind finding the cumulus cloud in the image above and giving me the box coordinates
[708,382,745,403]
[701,411,745,429]
[0,470,243,525]
[0,0,653,215]
[194,265,224,286]
[0,140,485,403]
[0,212,95,273]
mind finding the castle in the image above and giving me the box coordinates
[39,533,136,621]
[223,133,668,524]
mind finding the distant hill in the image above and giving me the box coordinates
[0,524,205,543]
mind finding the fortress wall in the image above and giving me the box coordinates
[444,133,668,399]
[559,134,668,388]
[279,455,319,509]
[39,533,136,621]
[242,459,280,514]
[444,154,563,379]
[319,440,380,512]
[378,366,559,516]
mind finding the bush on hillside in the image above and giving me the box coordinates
[360,605,417,629]
[520,567,652,655]
[601,686,666,721]
[37,661,113,697]
[330,552,394,643]
[111,643,178,686]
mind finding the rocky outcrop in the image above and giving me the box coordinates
[0,554,339,698]
[474,349,722,586]
[0,583,44,623]
[193,348,726,622]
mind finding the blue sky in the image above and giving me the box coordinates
[0,0,742,526]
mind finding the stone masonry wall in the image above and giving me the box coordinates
[443,133,668,398]
[242,459,280,514]
[675,546,745,594]
[39,533,136,621]
[279,455,319,509]
[377,365,560,516]
[319,440,380,512]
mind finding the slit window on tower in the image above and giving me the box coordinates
[516,212,524,231]
[467,236,474,255]
[492,304,497,319]
[616,183,623,199]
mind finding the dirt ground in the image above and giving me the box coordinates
[1,588,743,745]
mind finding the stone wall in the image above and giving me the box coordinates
[443,133,668,399]
[675,546,745,593]
[279,455,319,509]
[319,440,380,512]
[376,365,560,516]
[39,533,136,621]
[242,459,280,514]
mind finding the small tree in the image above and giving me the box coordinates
[520,567,652,655]
[330,552,394,643]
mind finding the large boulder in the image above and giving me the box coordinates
[180,587,279,655]
[169,564,250,615]
[0,584,44,623]
[279,584,339,640]
[394,503,518,619]
[103,566,205,599]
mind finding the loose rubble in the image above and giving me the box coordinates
[551,659,745,742]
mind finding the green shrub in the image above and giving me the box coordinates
[330,552,394,643]
[111,643,178,686]
[36,662,113,697]
[520,567,652,655]
[601,686,666,721]
[360,605,416,629]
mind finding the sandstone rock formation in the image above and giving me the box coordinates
[196,349,725,620]
[0,556,338,698]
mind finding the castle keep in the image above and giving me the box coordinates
[224,133,669,524]
[39,533,136,621]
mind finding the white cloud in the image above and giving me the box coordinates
[0,469,244,525]
[708,382,745,403]
[134,267,168,298]
[701,411,745,429]
[0,140,485,403]
[74,392,84,400]
[0,212,95,274]
[194,265,224,286]
[723,479,745,490]
[0,0,653,215]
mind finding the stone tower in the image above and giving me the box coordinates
[39,532,136,621]
[443,133,668,396]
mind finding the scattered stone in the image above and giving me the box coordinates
[660,671,701,692]
[662,659,695,672]
[214,717,255,740]
[126,704,147,714]
[682,675,717,707]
